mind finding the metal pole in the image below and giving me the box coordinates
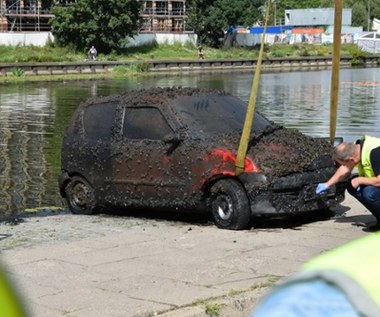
[368,0,371,31]
[274,1,276,25]
[330,0,343,145]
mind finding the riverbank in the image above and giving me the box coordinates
[1,54,379,84]
[1,42,378,83]
[0,43,365,64]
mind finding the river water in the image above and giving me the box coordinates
[1,67,380,215]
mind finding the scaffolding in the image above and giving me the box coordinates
[0,0,189,33]
[0,0,54,31]
[140,0,188,32]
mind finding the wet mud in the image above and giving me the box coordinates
[249,127,333,179]
[118,87,334,177]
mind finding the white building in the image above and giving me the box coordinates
[285,8,352,26]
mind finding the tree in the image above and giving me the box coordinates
[187,0,377,47]
[50,0,141,54]
[186,0,262,48]
[350,2,368,28]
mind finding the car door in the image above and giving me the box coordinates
[110,106,190,208]
[79,101,118,201]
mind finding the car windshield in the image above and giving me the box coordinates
[174,94,272,135]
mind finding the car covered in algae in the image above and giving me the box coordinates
[59,87,346,230]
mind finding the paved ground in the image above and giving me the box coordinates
[0,194,375,317]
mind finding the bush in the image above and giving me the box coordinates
[135,61,151,72]
[350,46,367,66]
[11,67,25,77]
[112,65,130,75]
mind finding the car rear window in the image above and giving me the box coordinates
[123,107,173,140]
[83,102,117,139]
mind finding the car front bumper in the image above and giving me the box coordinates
[248,184,346,217]
[240,168,347,217]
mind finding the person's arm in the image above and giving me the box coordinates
[316,163,353,194]
[351,175,380,188]
[325,164,353,187]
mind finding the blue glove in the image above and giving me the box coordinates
[316,183,329,195]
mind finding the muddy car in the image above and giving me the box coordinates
[59,87,346,230]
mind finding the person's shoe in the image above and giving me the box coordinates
[352,222,366,228]
[363,223,380,232]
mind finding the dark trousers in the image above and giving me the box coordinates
[347,176,380,221]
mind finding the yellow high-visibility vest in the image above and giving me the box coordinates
[357,136,380,178]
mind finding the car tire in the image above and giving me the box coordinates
[65,176,96,215]
[209,179,251,230]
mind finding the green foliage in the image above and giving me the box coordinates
[0,43,371,65]
[134,62,151,72]
[268,44,294,58]
[184,40,196,50]
[11,67,25,77]
[112,62,150,75]
[172,41,185,51]
[350,1,368,28]
[204,303,221,317]
[0,45,80,63]
[112,65,133,75]
[187,0,375,47]
[50,0,141,54]
[350,46,368,66]
[298,47,311,57]
[186,0,262,48]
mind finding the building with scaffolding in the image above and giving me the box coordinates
[140,0,187,32]
[0,0,189,33]
[0,0,53,32]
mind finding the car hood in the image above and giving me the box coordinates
[247,126,334,180]
[204,125,334,182]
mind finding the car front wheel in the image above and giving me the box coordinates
[209,179,251,230]
[64,176,96,215]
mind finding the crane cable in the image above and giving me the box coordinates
[235,0,271,175]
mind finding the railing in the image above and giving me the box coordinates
[3,8,53,17]
[140,8,185,17]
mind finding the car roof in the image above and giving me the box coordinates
[120,87,274,137]
[70,88,275,140]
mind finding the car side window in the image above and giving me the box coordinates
[83,103,117,139]
[123,107,173,140]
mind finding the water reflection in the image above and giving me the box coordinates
[1,68,380,215]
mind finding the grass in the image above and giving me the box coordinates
[204,303,222,317]
[0,44,80,63]
[0,42,370,64]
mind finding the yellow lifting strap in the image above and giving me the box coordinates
[330,0,343,145]
[235,0,271,175]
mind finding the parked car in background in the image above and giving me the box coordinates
[59,87,346,230]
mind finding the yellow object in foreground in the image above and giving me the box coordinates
[0,268,26,317]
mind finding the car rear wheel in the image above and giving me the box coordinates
[65,176,96,215]
[209,179,251,230]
